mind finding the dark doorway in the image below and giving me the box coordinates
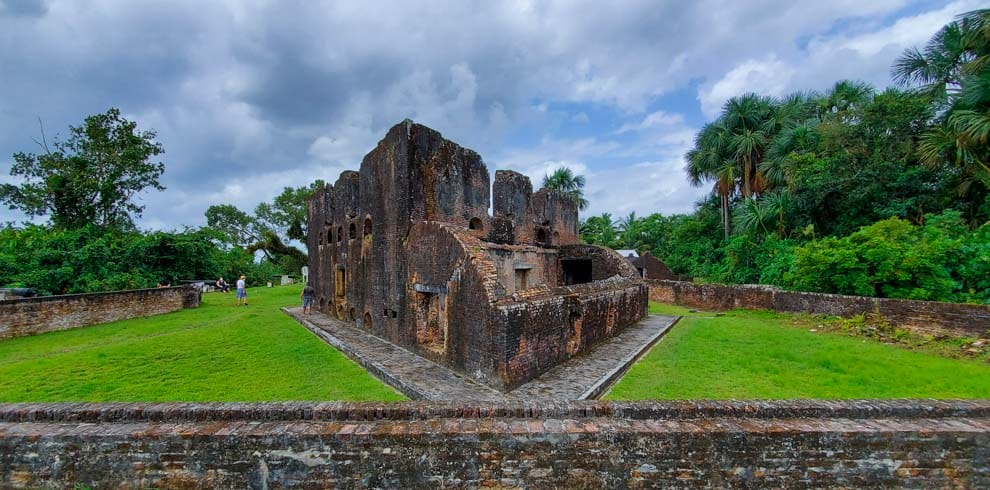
[469,217,483,230]
[561,259,593,285]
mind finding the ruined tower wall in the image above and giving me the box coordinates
[528,189,580,246]
[306,120,648,391]
[407,125,490,229]
[492,170,579,246]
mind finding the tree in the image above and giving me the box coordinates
[0,108,165,229]
[254,180,325,241]
[893,9,990,195]
[542,167,589,210]
[579,212,618,247]
[205,204,263,248]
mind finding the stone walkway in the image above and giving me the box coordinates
[283,307,678,401]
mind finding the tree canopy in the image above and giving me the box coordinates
[0,108,165,230]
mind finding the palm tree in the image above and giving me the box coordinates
[686,120,735,237]
[893,9,990,192]
[542,167,589,210]
[817,80,874,119]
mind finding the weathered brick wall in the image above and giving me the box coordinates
[0,286,201,340]
[306,120,648,391]
[1,400,987,488]
[649,280,990,337]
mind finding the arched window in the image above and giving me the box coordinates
[327,228,332,243]
[364,217,372,237]
[469,217,483,230]
[337,227,343,243]
[349,223,356,240]
[364,312,373,330]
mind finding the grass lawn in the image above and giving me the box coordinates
[606,302,990,400]
[0,284,404,402]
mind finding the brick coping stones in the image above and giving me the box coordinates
[283,306,677,401]
[3,400,988,487]
[1,399,988,423]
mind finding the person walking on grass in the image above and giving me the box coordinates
[236,275,248,306]
[301,283,315,315]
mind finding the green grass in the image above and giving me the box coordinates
[606,302,990,400]
[0,285,404,402]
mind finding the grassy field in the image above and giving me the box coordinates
[0,285,404,402]
[606,303,990,400]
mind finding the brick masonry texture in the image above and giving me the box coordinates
[306,120,648,391]
[1,400,987,488]
[284,306,677,401]
[649,280,990,338]
[0,285,201,340]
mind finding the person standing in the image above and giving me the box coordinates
[301,283,315,315]
[236,275,248,306]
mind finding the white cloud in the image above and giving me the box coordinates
[698,56,796,119]
[614,111,686,134]
[697,0,981,119]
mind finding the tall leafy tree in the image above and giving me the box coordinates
[542,167,589,210]
[0,108,165,229]
[894,8,990,194]
[254,180,325,241]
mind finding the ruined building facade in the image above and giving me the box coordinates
[306,120,647,391]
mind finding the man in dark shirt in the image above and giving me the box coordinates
[301,284,315,315]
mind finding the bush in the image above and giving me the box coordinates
[0,224,292,295]
[784,211,987,303]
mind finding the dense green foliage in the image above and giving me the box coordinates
[0,108,165,230]
[0,285,403,402]
[0,109,319,295]
[583,10,990,304]
[0,224,280,295]
[605,303,990,400]
[204,182,322,279]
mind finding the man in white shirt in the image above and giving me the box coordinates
[236,275,248,306]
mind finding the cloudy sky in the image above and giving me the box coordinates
[0,0,980,229]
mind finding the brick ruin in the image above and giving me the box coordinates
[306,120,647,391]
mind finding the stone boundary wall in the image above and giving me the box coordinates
[0,400,987,488]
[0,285,201,340]
[649,280,990,338]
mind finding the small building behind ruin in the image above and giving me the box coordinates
[621,250,685,281]
[306,120,647,391]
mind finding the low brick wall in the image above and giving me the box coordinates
[649,280,990,338]
[0,400,987,487]
[0,286,202,340]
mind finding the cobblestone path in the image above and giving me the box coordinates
[284,307,678,401]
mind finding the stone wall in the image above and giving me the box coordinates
[0,286,202,340]
[649,280,990,338]
[1,400,987,488]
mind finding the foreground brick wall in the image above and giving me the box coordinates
[0,286,201,340]
[648,280,990,338]
[1,400,987,488]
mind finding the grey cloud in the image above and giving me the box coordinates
[0,0,949,228]
[0,0,46,17]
